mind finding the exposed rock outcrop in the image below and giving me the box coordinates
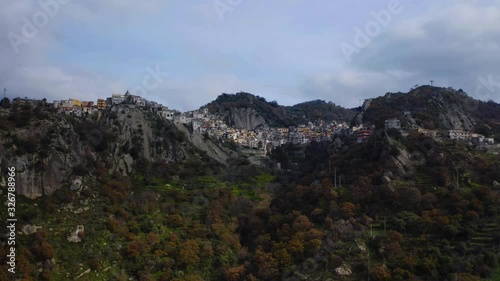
[67,225,85,243]
[175,124,239,165]
[21,225,42,235]
[70,178,83,191]
[0,104,220,198]
[227,107,268,130]
[334,264,352,276]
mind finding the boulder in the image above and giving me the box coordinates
[67,225,85,243]
[70,178,83,191]
[44,258,56,270]
[382,176,391,185]
[493,180,500,189]
[21,225,42,235]
[335,264,352,276]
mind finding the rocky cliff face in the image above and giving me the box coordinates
[175,122,239,163]
[429,93,476,130]
[0,114,94,198]
[227,107,268,130]
[107,105,191,173]
[0,104,233,199]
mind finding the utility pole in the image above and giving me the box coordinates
[3,88,5,98]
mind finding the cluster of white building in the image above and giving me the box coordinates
[21,93,496,149]
[168,108,350,152]
[382,115,495,145]
[50,91,181,118]
[448,130,494,144]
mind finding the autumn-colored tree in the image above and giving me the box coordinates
[168,234,179,248]
[271,243,294,269]
[126,238,143,258]
[321,178,333,189]
[400,255,417,271]
[245,274,259,281]
[177,239,200,267]
[222,265,245,281]
[108,216,130,236]
[457,273,481,281]
[206,201,225,224]
[167,213,184,228]
[254,247,279,280]
[139,272,156,281]
[292,215,313,232]
[383,241,403,259]
[41,241,56,259]
[285,236,305,258]
[422,209,449,231]
[100,177,132,203]
[276,223,292,238]
[341,202,356,218]
[387,231,404,242]
[17,251,36,277]
[370,265,391,281]
[310,208,324,223]
[0,270,9,281]
[146,232,160,247]
[173,274,204,281]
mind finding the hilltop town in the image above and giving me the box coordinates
[8,90,496,157]
[12,92,350,154]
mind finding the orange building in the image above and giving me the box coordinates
[97,99,106,110]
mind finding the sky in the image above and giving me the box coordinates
[1,0,500,111]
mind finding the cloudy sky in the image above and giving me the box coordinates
[1,0,500,111]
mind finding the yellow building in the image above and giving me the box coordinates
[70,99,82,107]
